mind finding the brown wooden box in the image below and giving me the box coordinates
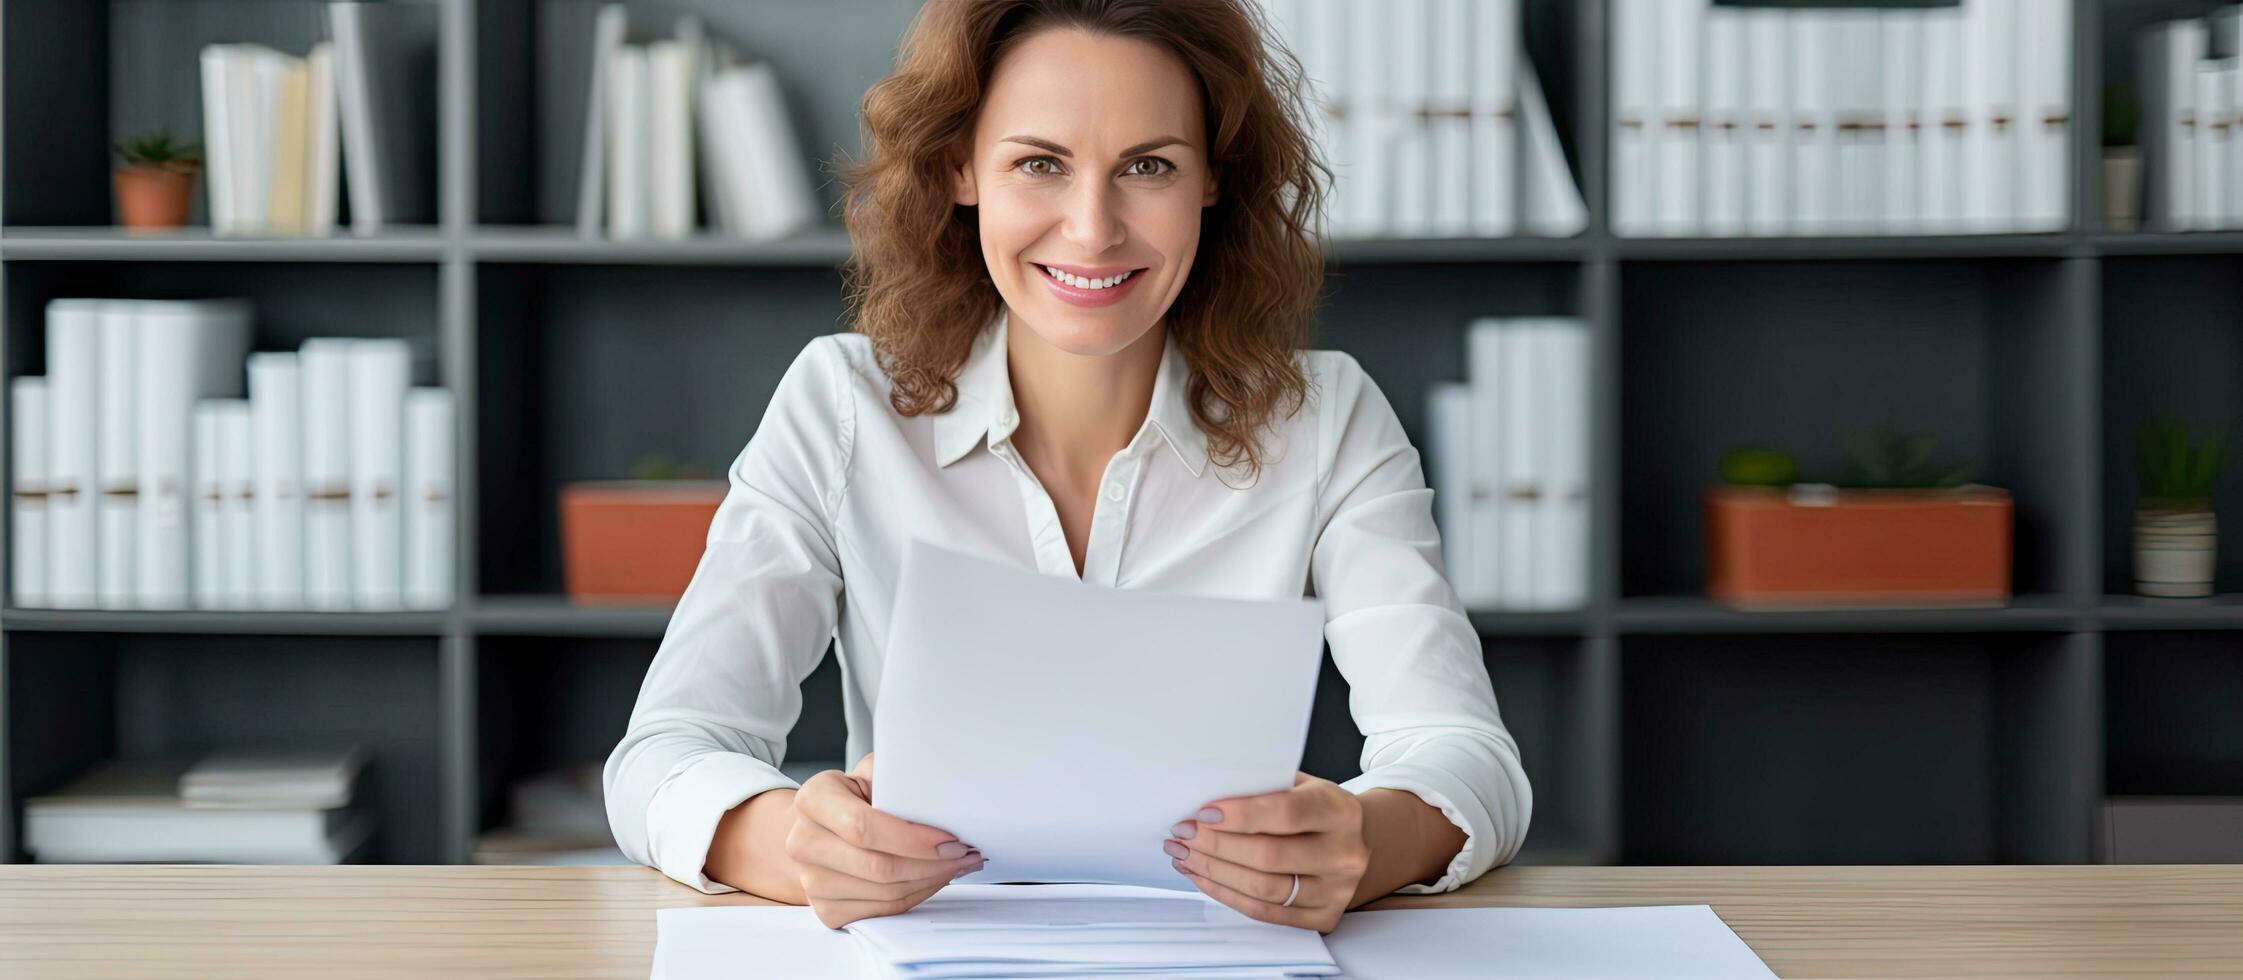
[559,481,727,604]
[1703,485,2014,608]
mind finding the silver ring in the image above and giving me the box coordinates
[1281,873,1301,908]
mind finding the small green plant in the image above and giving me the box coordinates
[628,452,715,481]
[2103,84,2137,149]
[2137,416,2226,507]
[1719,448,1798,487]
[112,129,202,170]
[1838,425,1972,489]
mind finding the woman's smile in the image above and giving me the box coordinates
[1032,260,1150,307]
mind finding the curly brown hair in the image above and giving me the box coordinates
[834,0,1328,479]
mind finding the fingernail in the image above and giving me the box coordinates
[1170,821,1195,840]
[1162,840,1189,861]
[1197,807,1222,823]
[936,842,968,859]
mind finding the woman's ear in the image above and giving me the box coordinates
[1201,168,1219,208]
[952,153,978,207]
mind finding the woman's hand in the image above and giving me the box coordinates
[1164,772,1369,934]
[786,752,986,929]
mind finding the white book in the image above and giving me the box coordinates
[218,401,256,608]
[1464,319,1505,604]
[1346,1,1392,237]
[608,44,650,240]
[2140,19,2204,231]
[2198,61,2232,227]
[1429,0,1474,237]
[135,300,253,610]
[200,46,237,234]
[403,387,455,610]
[1612,0,1659,236]
[1425,381,1477,605]
[1964,0,2021,231]
[1742,8,1790,236]
[12,378,49,608]
[1701,8,1747,236]
[306,41,341,237]
[693,53,749,237]
[1389,0,1434,236]
[300,339,355,609]
[44,299,101,609]
[648,40,697,240]
[331,1,432,234]
[227,50,264,234]
[1920,6,1967,231]
[1302,0,1350,241]
[190,401,224,609]
[2014,0,2071,231]
[1881,10,1923,233]
[712,64,822,241]
[26,762,372,864]
[576,4,628,238]
[1533,321,1590,611]
[1495,321,1544,608]
[182,746,366,810]
[1789,10,1838,234]
[1518,62,1586,237]
[249,353,306,610]
[347,339,409,610]
[1654,0,1705,236]
[95,302,139,609]
[1831,10,1884,233]
[1468,0,1519,237]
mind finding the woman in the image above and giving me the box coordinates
[605,0,1531,934]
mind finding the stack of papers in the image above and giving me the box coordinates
[843,883,1336,978]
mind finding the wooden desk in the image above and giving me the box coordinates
[0,864,2237,978]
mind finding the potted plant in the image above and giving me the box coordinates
[2102,83,2141,231]
[112,129,202,230]
[1704,426,2013,608]
[2133,416,2225,599]
[559,453,727,605]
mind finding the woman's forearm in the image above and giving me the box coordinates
[704,787,809,904]
[1347,787,1468,908]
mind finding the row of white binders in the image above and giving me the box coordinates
[1424,318,1590,612]
[11,299,455,611]
[2139,9,2243,230]
[1261,0,1588,239]
[200,2,430,236]
[1613,0,2074,237]
[576,7,822,241]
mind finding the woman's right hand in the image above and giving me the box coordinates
[786,752,985,928]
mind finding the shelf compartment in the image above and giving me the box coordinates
[2105,631,2243,798]
[1621,630,2096,865]
[3,632,446,862]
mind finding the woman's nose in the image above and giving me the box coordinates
[1060,180,1127,254]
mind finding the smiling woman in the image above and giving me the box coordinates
[603,0,1531,938]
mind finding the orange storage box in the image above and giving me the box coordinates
[1703,484,2013,608]
[559,480,727,604]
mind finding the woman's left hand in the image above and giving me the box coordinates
[1163,771,1368,934]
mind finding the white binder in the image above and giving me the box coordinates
[96,302,139,608]
[218,400,256,609]
[1464,319,1505,604]
[1389,0,1434,236]
[403,388,455,610]
[191,402,226,610]
[1881,9,1922,233]
[1429,0,1474,237]
[134,299,252,610]
[1743,7,1790,236]
[1496,321,1544,608]
[346,339,409,610]
[249,353,306,610]
[44,299,102,609]
[2015,0,2072,231]
[1832,10,1884,234]
[1346,0,1392,237]
[1654,0,1705,236]
[13,378,49,608]
[1920,6,1967,232]
[1789,10,1838,234]
[1612,0,1659,236]
[1963,0,2020,231]
[1469,0,1519,237]
[1534,320,1591,612]
[1702,7,1747,236]
[300,339,355,609]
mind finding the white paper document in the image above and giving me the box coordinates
[650,894,1778,979]
[871,540,1327,891]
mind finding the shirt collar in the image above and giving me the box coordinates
[932,305,1210,478]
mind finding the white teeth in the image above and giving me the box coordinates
[1043,265,1133,290]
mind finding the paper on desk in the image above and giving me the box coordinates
[871,540,1326,890]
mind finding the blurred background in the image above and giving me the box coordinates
[0,0,2236,874]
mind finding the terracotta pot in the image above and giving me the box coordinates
[1703,484,2013,608]
[2132,504,2215,598]
[113,163,198,229]
[559,480,727,604]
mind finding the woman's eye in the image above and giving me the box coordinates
[1018,156,1062,177]
[1126,157,1176,178]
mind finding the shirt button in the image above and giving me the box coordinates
[1104,482,1125,502]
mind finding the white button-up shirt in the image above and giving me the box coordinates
[604,305,1532,896]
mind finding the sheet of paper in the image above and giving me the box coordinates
[649,905,875,980]
[1326,905,1777,979]
[872,540,1326,890]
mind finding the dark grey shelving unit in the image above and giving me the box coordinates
[0,0,2236,873]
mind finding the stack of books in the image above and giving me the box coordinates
[472,764,627,866]
[1612,0,2073,237]
[199,2,432,236]
[2139,8,2243,230]
[1424,318,1591,611]
[11,299,455,612]
[575,7,821,241]
[1263,0,1586,239]
[24,746,374,864]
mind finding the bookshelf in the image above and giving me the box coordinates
[0,0,2235,875]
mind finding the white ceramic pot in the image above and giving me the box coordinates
[2133,505,2216,598]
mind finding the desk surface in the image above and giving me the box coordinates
[0,864,2238,978]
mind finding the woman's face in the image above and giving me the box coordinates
[952,28,1219,357]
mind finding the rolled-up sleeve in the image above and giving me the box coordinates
[1306,351,1533,894]
[603,336,853,893]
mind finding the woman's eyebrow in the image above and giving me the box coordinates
[1000,135,1189,158]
